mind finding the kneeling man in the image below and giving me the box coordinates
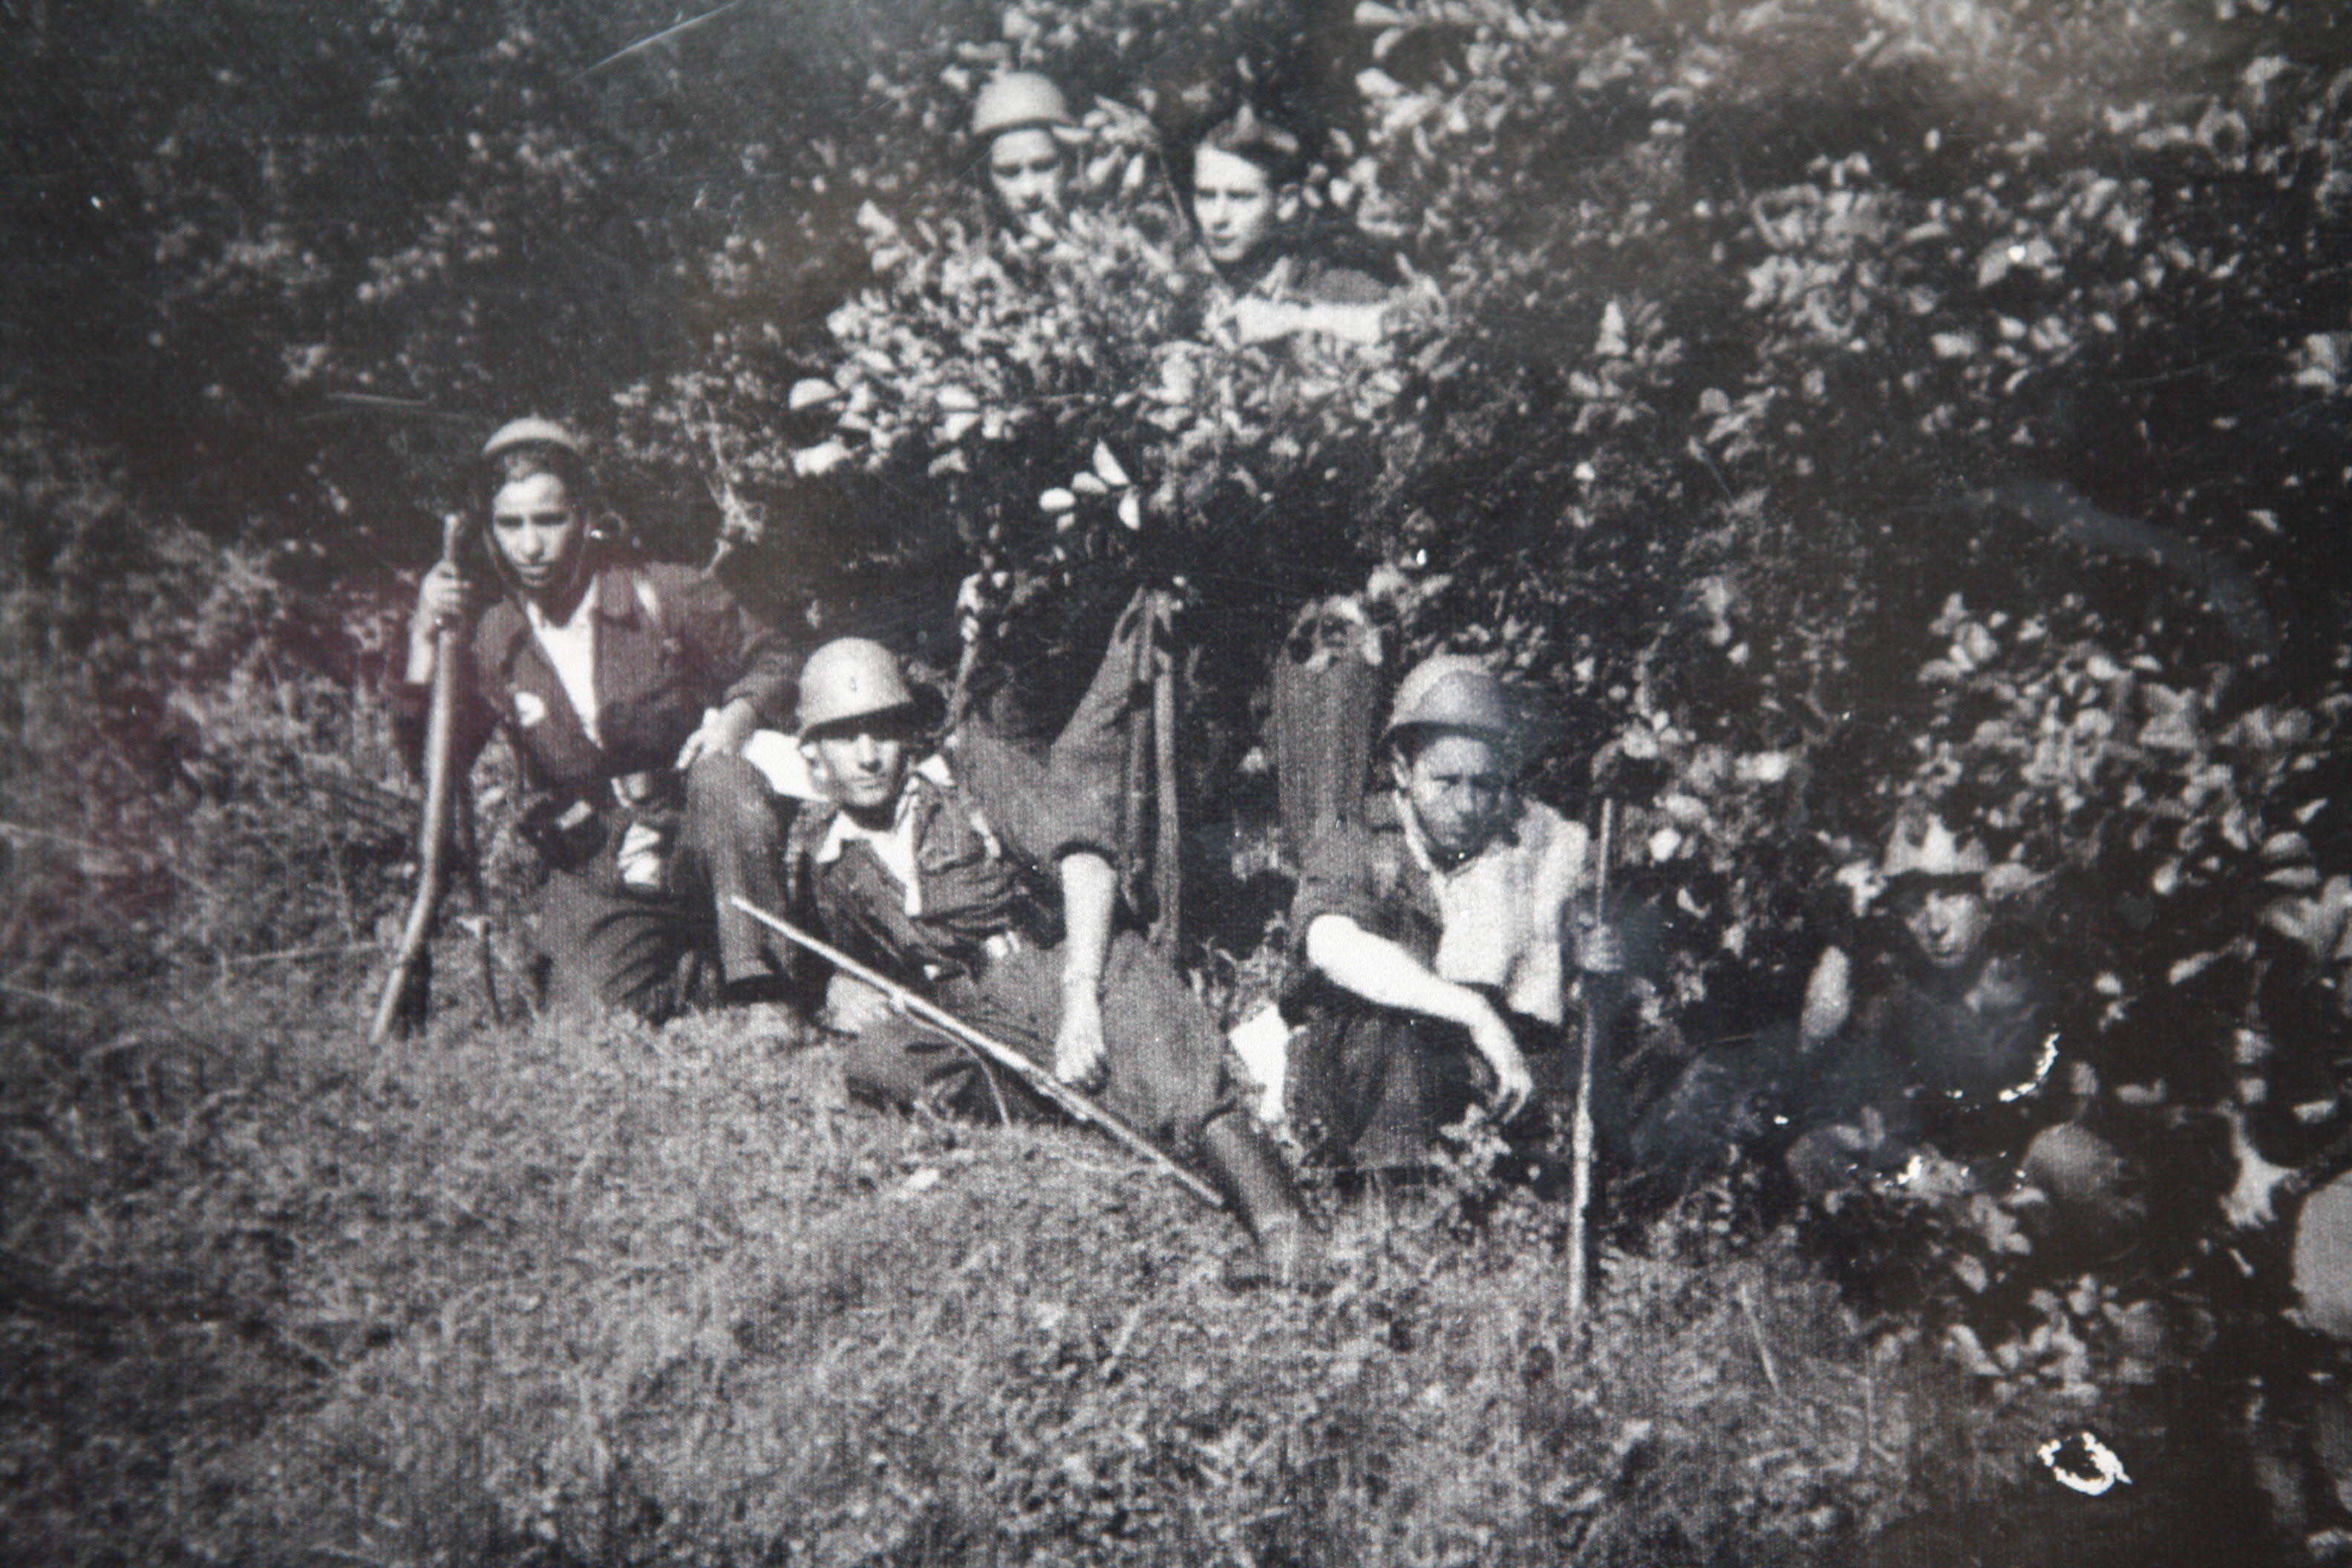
[788,632,1323,1287]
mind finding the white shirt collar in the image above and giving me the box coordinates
[811,755,959,916]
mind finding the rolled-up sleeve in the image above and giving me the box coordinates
[1289,817,1385,956]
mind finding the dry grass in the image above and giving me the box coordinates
[1,976,2088,1568]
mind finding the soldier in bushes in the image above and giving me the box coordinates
[973,71,1073,232]
[1186,105,1398,348]
[785,624,1327,1290]
[1784,816,2146,1249]
[400,418,801,1020]
[1284,656,1621,1175]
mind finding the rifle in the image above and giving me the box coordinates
[369,514,468,1044]
[1567,798,1615,1317]
[729,897,1225,1210]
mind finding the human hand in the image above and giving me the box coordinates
[1054,981,1109,1091]
[2223,1106,2299,1229]
[675,700,758,769]
[1574,918,1625,974]
[412,558,474,641]
[1468,1004,1534,1123]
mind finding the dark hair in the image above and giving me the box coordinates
[1190,106,1307,190]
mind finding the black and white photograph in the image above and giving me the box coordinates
[5,0,2351,1561]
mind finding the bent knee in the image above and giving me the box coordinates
[686,751,765,801]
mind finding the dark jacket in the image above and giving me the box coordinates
[395,556,799,859]
[789,728,1120,989]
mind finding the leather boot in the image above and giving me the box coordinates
[1199,1111,1332,1293]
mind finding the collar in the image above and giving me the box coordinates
[1392,788,1523,879]
[811,754,958,866]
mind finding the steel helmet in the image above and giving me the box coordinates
[972,71,1071,140]
[799,638,918,734]
[1384,654,1514,746]
[1881,814,1990,883]
[481,416,585,463]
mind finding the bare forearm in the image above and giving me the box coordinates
[1057,851,1117,996]
[1304,915,1491,1030]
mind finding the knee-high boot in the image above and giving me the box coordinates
[1198,1110,1330,1291]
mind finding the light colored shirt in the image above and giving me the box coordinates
[524,590,601,747]
[810,756,970,918]
[1396,792,1590,1025]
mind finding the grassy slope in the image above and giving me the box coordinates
[4,978,2008,1567]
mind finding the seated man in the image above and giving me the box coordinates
[1285,655,1614,1173]
[1788,815,2141,1247]
[399,418,800,1021]
[1186,105,1398,347]
[786,631,1324,1288]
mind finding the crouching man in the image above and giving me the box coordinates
[399,418,800,1020]
[787,633,1325,1289]
[1285,655,1618,1175]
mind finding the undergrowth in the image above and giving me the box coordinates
[0,977,2025,1568]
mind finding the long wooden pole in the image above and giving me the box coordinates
[1149,596,1182,953]
[730,897,1225,1209]
[1117,591,1157,917]
[369,515,466,1045]
[1567,798,1615,1317]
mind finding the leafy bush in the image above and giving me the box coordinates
[0,395,414,986]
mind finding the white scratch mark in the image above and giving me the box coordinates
[2037,1430,2131,1496]
[1999,1030,2062,1102]
[586,1,748,76]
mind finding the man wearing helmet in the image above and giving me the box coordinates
[1284,654,1612,1172]
[786,626,1326,1289]
[1786,814,2141,1246]
[973,71,1074,230]
[399,418,802,1020]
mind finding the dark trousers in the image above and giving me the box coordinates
[1290,1000,1609,1172]
[840,929,1240,1158]
[535,754,791,1020]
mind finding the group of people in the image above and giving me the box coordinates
[403,398,1638,1290]
[393,74,2182,1294]
[404,401,2146,1290]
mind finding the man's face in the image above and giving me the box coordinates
[1192,146,1280,267]
[1898,883,1992,971]
[803,716,916,819]
[1394,730,1508,860]
[987,127,1065,220]
[489,471,588,600]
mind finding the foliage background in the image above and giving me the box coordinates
[5,0,2352,1561]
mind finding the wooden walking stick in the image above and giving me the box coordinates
[1117,589,1158,920]
[1149,595,1182,953]
[369,514,468,1045]
[1567,797,1615,1317]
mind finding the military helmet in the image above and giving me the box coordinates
[972,71,1071,140]
[1383,655,1515,746]
[481,416,585,463]
[1880,814,1991,884]
[799,638,918,734]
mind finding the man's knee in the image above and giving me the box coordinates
[686,751,767,807]
[686,753,785,840]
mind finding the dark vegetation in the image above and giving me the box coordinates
[6,0,2352,1561]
